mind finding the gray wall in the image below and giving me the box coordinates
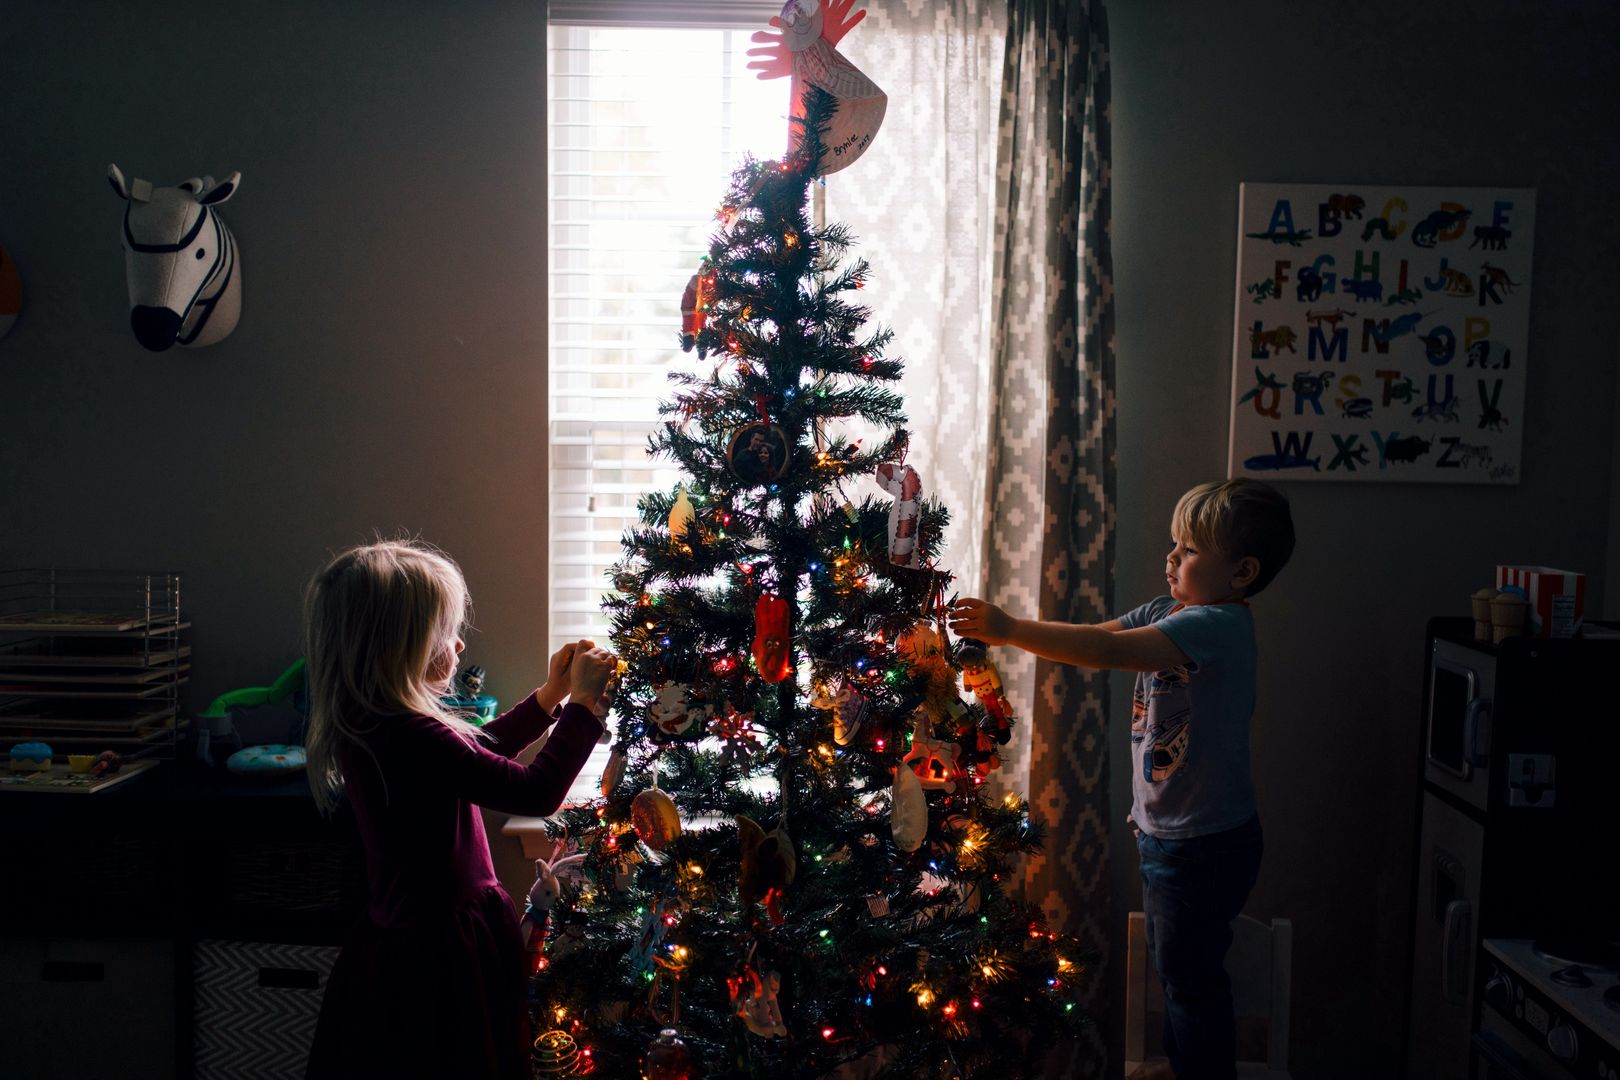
[0,1,551,714]
[1109,3,1620,1076]
[3,2,1618,1077]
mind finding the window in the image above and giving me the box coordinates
[547,11,787,798]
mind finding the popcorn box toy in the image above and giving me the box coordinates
[1495,565,1585,639]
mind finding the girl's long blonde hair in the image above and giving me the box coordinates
[303,539,487,815]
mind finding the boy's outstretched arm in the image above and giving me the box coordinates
[949,598,1188,673]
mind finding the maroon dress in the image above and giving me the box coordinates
[306,695,602,1080]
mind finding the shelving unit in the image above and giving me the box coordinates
[0,569,189,776]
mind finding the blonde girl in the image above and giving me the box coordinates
[303,540,613,1080]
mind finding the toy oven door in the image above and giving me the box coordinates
[1425,639,1494,813]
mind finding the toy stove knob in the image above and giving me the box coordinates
[1546,1020,1579,1062]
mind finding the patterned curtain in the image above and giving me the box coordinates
[987,1,1115,1076]
[832,1,1115,1073]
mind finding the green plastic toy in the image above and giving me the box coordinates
[197,658,306,764]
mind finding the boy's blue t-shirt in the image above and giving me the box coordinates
[1118,596,1258,839]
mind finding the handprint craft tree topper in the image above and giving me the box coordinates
[748,0,887,175]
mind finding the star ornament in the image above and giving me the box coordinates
[747,0,887,176]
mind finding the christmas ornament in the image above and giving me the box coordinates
[728,964,789,1038]
[669,484,696,545]
[632,786,683,850]
[645,1028,697,1079]
[890,759,927,853]
[613,568,642,593]
[902,714,962,793]
[649,681,711,737]
[594,658,628,742]
[737,814,797,925]
[519,848,587,972]
[629,895,675,976]
[873,463,922,566]
[531,1029,582,1076]
[972,730,1003,781]
[679,266,712,357]
[600,748,627,797]
[899,620,965,725]
[958,639,1014,744]
[726,422,791,486]
[833,682,870,746]
[752,593,792,683]
[747,0,887,177]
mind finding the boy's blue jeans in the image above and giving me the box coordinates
[1136,815,1263,1080]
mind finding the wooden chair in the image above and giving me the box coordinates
[1124,911,1292,1080]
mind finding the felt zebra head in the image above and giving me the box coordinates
[108,164,242,351]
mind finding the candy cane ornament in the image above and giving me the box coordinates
[874,462,922,567]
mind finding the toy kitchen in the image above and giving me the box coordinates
[1406,616,1620,1080]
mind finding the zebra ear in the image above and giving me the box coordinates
[199,171,240,206]
[108,163,131,200]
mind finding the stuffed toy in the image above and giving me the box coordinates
[519,848,586,973]
[108,164,242,351]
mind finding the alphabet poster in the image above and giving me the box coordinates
[1228,183,1534,484]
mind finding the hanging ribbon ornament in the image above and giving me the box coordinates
[747,0,887,176]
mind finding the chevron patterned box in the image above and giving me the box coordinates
[193,939,338,1080]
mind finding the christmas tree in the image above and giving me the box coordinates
[528,78,1088,1080]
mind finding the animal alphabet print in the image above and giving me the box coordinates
[1230,183,1534,484]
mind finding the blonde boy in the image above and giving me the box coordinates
[950,478,1295,1080]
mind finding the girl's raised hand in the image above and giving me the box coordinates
[948,597,1013,645]
[536,641,579,712]
[567,644,618,708]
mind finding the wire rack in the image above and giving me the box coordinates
[0,569,189,767]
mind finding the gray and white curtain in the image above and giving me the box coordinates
[831,2,1114,1074]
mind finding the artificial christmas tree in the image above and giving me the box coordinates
[531,10,1088,1076]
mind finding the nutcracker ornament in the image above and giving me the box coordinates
[957,639,1014,744]
[679,263,713,356]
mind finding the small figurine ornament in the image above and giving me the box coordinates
[519,848,587,974]
[902,714,962,792]
[832,681,871,746]
[874,463,922,566]
[957,638,1014,744]
[593,659,627,742]
[728,964,789,1038]
[753,593,792,682]
[679,268,710,356]
[669,484,696,546]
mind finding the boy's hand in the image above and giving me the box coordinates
[948,598,1014,645]
[535,641,578,712]
[568,643,618,709]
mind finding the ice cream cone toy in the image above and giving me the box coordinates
[1470,588,1498,642]
[1490,590,1529,644]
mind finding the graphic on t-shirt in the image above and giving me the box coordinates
[1131,685,1148,737]
[1146,714,1190,782]
[1142,664,1193,783]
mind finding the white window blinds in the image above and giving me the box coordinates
[547,23,790,799]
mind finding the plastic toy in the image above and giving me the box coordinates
[8,741,52,772]
[196,658,306,765]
